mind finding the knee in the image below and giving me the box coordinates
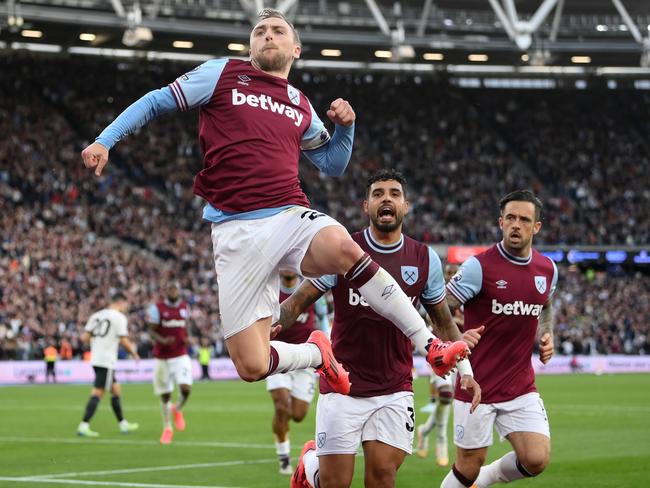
[455,453,486,481]
[319,473,352,488]
[519,451,550,476]
[291,409,308,423]
[365,465,397,488]
[337,238,364,274]
[180,385,191,396]
[273,400,291,419]
[234,361,268,382]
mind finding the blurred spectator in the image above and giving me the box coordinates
[1,53,648,358]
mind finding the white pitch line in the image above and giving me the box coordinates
[0,477,242,488]
[26,458,276,479]
[0,436,272,449]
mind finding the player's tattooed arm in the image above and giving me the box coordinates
[424,300,483,350]
[423,302,461,342]
[446,294,463,314]
[271,281,325,339]
[538,298,555,364]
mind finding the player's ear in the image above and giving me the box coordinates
[533,221,542,235]
[404,200,410,215]
[498,216,504,230]
[363,199,369,215]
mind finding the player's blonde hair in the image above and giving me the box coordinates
[257,8,301,46]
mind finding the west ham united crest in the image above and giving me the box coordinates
[534,275,547,294]
[317,432,327,448]
[401,266,418,285]
[287,84,301,105]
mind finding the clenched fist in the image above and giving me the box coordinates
[326,98,355,127]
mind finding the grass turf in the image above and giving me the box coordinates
[0,373,648,487]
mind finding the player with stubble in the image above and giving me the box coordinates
[81,9,468,404]
[440,190,557,488]
[276,169,482,488]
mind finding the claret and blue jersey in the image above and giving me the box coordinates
[311,228,447,398]
[446,241,559,404]
[95,58,354,224]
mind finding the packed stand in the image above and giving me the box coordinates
[1,53,649,360]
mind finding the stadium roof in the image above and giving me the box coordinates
[1,0,649,68]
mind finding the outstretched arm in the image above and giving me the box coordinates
[82,58,226,176]
[538,298,554,364]
[81,88,178,176]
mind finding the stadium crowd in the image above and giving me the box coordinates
[1,53,649,360]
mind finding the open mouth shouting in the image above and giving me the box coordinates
[378,204,396,224]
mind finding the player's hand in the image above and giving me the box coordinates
[460,375,481,413]
[81,141,109,176]
[462,325,484,350]
[539,333,553,364]
[132,352,141,361]
[327,98,355,127]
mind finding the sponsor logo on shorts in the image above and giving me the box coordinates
[317,432,327,448]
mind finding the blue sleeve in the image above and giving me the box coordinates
[310,274,338,292]
[95,87,178,149]
[549,260,559,298]
[146,304,160,325]
[302,123,355,177]
[95,59,227,150]
[421,248,446,305]
[314,297,330,332]
[169,58,227,111]
[301,102,331,150]
[446,257,483,304]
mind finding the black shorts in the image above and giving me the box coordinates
[93,366,117,390]
[46,362,55,373]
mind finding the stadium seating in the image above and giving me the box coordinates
[1,53,648,359]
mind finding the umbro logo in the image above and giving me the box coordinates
[382,284,395,299]
[237,74,251,86]
[496,279,508,289]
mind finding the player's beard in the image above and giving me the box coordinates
[370,212,404,233]
[253,49,293,73]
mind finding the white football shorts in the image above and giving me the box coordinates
[265,368,318,403]
[211,206,342,339]
[153,355,193,396]
[453,392,550,449]
[315,391,415,456]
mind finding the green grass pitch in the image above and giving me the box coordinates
[0,373,648,487]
